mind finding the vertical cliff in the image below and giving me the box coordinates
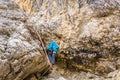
[15,0,120,73]
[0,0,49,80]
[0,0,120,80]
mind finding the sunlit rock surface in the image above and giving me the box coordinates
[0,0,120,80]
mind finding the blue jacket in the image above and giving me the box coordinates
[46,41,59,52]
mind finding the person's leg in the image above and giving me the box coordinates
[48,52,52,64]
[51,53,55,65]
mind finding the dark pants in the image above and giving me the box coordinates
[48,52,55,65]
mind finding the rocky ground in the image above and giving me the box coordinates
[41,65,120,80]
[0,0,120,80]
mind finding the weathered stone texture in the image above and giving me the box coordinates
[0,0,120,80]
[0,0,49,80]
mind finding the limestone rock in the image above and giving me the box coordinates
[0,0,49,80]
[15,0,120,77]
[0,0,120,80]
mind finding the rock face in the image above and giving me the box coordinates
[0,0,49,80]
[0,0,120,80]
[15,0,120,73]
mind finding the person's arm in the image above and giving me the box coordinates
[53,45,59,54]
[46,42,53,50]
[46,45,49,50]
